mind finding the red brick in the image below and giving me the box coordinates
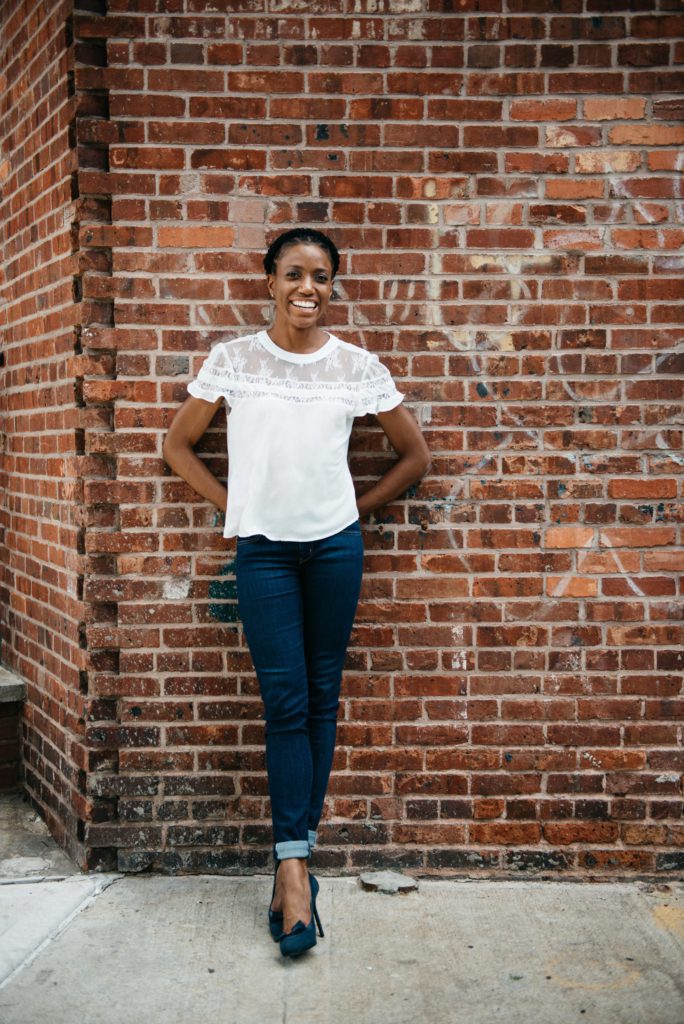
[465,228,535,248]
[428,46,462,68]
[110,147,185,170]
[576,43,612,68]
[545,125,601,147]
[630,14,684,38]
[510,98,577,120]
[206,43,243,64]
[149,122,225,145]
[628,70,684,94]
[427,99,503,119]
[545,178,605,199]
[600,528,676,549]
[465,125,538,147]
[543,822,619,845]
[610,124,684,146]
[469,822,542,844]
[189,96,266,119]
[546,576,598,597]
[320,176,393,199]
[544,228,604,250]
[652,99,684,121]
[157,227,235,248]
[618,44,671,67]
[553,15,626,39]
[613,229,684,250]
[583,97,647,120]
[646,154,684,173]
[148,69,225,92]
[310,71,384,95]
[505,44,539,69]
[349,97,424,120]
[548,71,626,93]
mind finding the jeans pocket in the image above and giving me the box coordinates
[236,534,265,546]
[337,524,362,540]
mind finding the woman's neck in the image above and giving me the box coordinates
[267,322,329,354]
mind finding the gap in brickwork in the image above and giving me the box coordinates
[71,0,122,868]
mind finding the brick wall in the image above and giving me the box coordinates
[0,0,90,859]
[2,0,682,876]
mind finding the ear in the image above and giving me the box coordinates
[266,273,275,297]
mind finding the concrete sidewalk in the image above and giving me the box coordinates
[1,792,683,1024]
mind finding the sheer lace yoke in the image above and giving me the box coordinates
[187,331,404,416]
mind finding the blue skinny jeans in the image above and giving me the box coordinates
[234,519,364,862]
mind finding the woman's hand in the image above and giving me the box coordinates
[162,395,229,512]
[356,404,432,518]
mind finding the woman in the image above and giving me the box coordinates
[163,228,431,958]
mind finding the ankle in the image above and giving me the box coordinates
[278,857,308,880]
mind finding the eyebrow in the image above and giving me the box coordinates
[282,263,330,272]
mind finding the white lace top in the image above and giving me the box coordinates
[186,329,405,541]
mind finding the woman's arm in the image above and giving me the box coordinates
[356,404,432,518]
[162,395,229,512]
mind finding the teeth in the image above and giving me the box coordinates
[292,301,316,309]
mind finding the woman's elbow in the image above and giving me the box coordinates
[415,441,432,478]
[162,432,184,470]
[405,449,431,480]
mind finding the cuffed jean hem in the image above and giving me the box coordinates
[275,839,310,860]
[308,830,317,850]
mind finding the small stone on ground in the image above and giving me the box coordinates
[359,870,418,894]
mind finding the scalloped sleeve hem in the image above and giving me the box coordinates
[186,343,231,405]
[354,354,405,417]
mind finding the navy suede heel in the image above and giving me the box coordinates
[279,873,324,958]
[269,849,317,941]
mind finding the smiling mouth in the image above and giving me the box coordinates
[290,300,318,309]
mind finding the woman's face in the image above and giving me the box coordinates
[267,243,334,329]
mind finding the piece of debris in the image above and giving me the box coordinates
[359,871,418,894]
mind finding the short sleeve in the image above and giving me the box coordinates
[187,343,232,404]
[355,353,405,417]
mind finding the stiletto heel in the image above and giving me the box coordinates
[268,858,284,941]
[309,873,324,937]
[279,871,322,958]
